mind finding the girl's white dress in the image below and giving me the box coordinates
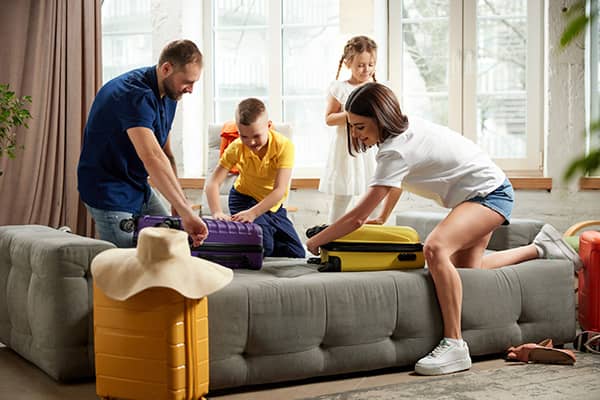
[319,80,377,196]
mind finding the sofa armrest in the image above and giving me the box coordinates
[0,225,115,381]
[396,211,544,250]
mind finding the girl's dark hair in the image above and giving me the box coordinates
[336,36,377,82]
[344,83,409,154]
[158,39,203,69]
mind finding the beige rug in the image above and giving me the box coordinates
[301,352,600,400]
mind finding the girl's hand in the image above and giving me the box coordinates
[306,238,320,255]
[231,209,256,223]
[212,211,231,221]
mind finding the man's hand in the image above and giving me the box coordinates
[180,213,208,247]
[212,211,231,221]
[231,209,257,223]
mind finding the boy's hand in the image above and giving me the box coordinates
[231,209,257,223]
[212,211,231,221]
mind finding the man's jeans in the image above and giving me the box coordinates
[85,189,169,248]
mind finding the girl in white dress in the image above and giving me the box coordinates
[319,36,383,223]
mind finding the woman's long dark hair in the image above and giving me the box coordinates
[344,83,409,155]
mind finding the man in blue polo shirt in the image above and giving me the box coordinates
[78,39,207,248]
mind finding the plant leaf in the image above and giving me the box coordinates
[561,14,589,47]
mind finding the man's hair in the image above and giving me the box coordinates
[236,98,266,126]
[158,39,203,69]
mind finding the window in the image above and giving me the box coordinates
[389,0,543,172]
[207,0,356,177]
[101,1,544,178]
[101,0,153,83]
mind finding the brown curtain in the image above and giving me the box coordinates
[0,0,101,236]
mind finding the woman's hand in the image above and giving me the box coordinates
[306,238,320,256]
[365,216,385,225]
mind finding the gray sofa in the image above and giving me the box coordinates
[0,214,576,390]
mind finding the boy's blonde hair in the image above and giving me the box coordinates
[336,36,378,81]
[236,98,266,126]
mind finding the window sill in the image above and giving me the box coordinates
[509,177,552,191]
[179,177,554,191]
[579,177,600,190]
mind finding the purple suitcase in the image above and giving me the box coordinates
[122,215,263,269]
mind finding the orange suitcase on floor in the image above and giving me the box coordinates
[579,230,600,332]
[93,285,209,400]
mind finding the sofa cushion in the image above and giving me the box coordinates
[396,211,545,250]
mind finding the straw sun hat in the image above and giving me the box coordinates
[91,227,233,301]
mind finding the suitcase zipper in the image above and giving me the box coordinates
[321,242,423,252]
[191,243,263,253]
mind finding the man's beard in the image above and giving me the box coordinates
[163,76,182,100]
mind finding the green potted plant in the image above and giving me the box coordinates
[0,83,32,176]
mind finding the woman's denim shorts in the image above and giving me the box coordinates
[467,178,514,225]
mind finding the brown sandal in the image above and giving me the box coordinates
[506,338,553,362]
[506,338,576,365]
[528,347,576,365]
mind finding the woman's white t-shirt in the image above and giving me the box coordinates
[319,80,377,196]
[371,117,506,209]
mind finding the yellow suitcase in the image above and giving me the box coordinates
[93,284,209,400]
[312,225,424,272]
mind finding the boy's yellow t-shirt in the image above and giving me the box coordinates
[219,129,295,213]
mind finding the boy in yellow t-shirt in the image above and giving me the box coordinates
[205,98,305,258]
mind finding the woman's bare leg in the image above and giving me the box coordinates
[424,202,504,338]
[481,244,538,269]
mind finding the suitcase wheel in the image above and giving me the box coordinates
[318,256,341,272]
[154,217,181,229]
[119,218,136,233]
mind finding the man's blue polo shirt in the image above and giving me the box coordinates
[77,66,177,213]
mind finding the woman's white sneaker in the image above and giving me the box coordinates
[533,224,583,271]
[414,338,472,376]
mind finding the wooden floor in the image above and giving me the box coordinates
[0,342,508,400]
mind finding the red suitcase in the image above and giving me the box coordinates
[578,230,600,332]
